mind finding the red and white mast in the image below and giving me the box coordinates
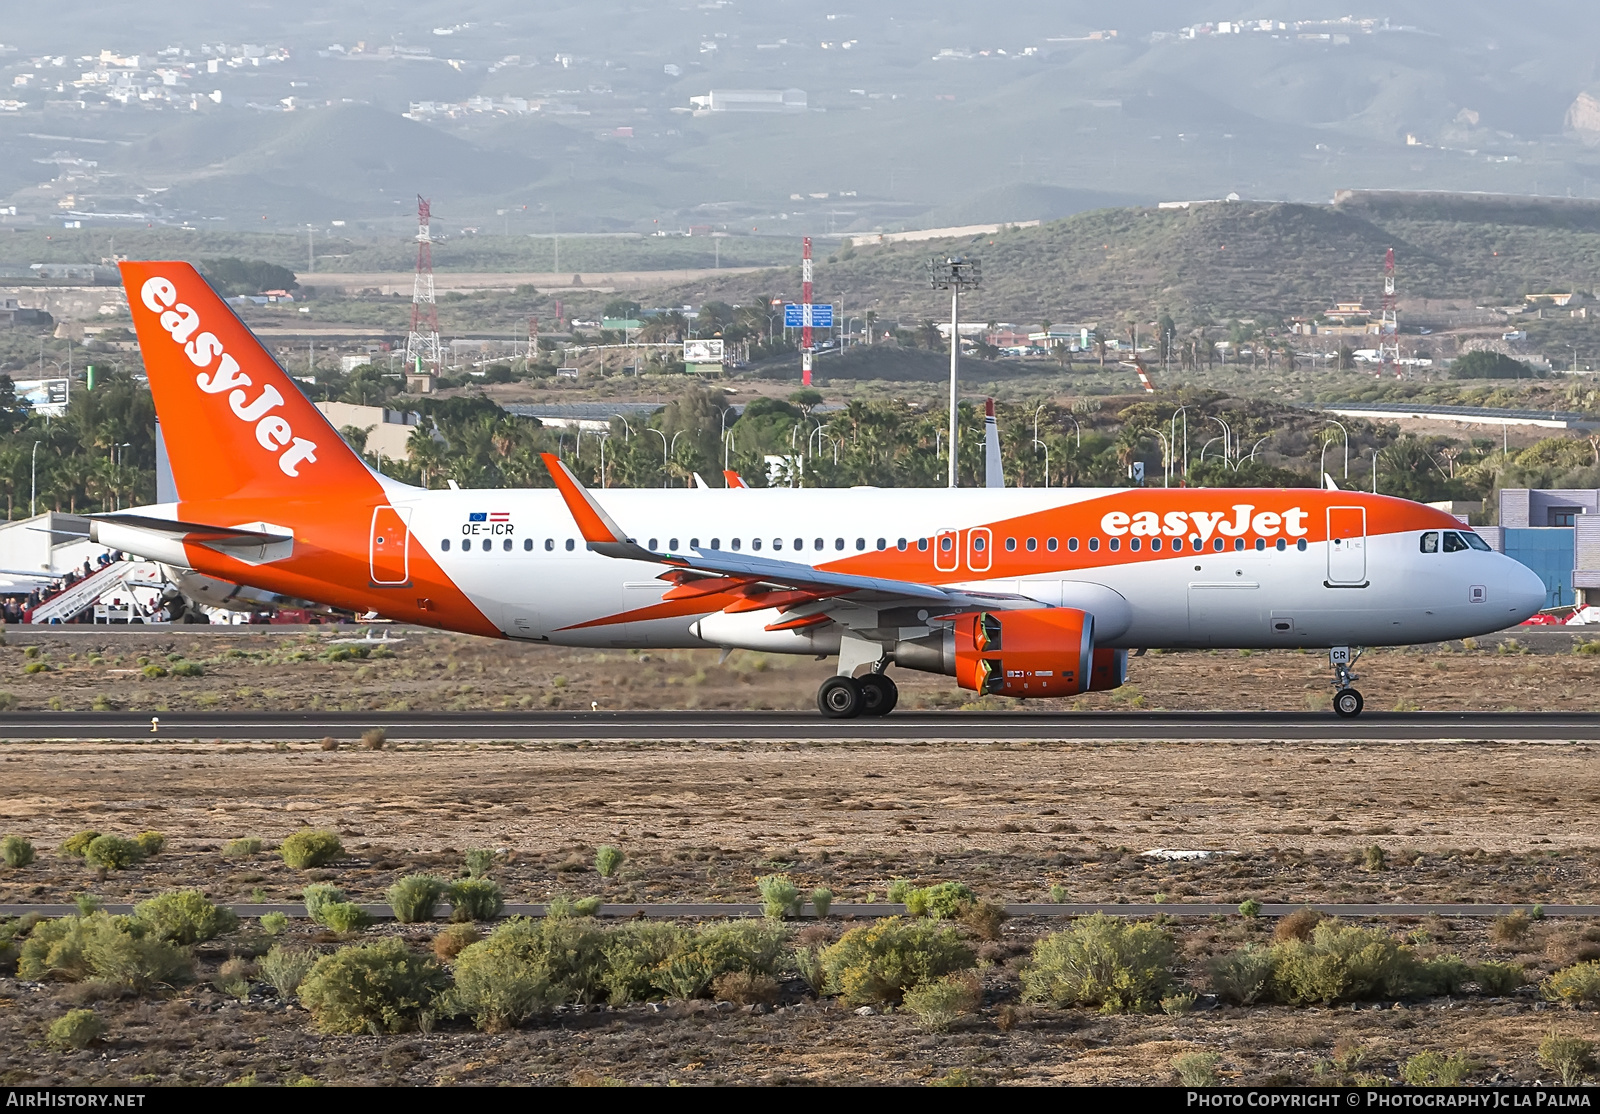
[405,195,441,371]
[1380,247,1400,379]
[801,236,814,387]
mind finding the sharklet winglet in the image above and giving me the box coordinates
[540,452,658,561]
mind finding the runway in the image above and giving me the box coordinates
[5,709,1600,741]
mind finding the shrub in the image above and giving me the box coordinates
[1269,921,1428,1005]
[303,883,346,925]
[1275,907,1324,943]
[757,874,801,920]
[260,912,288,936]
[957,900,1007,942]
[886,878,914,903]
[47,1008,104,1051]
[657,921,789,1000]
[1238,899,1262,919]
[1208,945,1276,1006]
[1362,845,1387,872]
[432,923,481,963]
[222,838,263,859]
[1490,910,1532,947]
[595,845,624,878]
[1402,1051,1474,1086]
[18,912,192,991]
[141,664,167,679]
[1544,961,1600,1006]
[572,896,602,918]
[1539,1030,1596,1086]
[448,878,504,922]
[902,972,981,1032]
[59,830,102,859]
[258,945,317,999]
[319,903,372,933]
[134,890,239,944]
[1172,1052,1221,1087]
[387,875,446,924]
[794,943,825,997]
[822,917,975,1006]
[297,939,447,1034]
[600,921,690,1004]
[1,835,35,868]
[170,662,203,677]
[319,736,339,751]
[132,832,166,858]
[1022,914,1175,1013]
[360,728,387,750]
[280,829,343,869]
[464,849,495,878]
[445,916,607,1029]
[914,882,977,920]
[84,835,143,871]
[711,970,780,1007]
[215,955,254,999]
[811,887,833,918]
[1162,990,1198,1015]
[1474,961,1526,995]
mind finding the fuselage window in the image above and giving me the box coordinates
[835,538,845,551]
[503,538,512,552]
[1275,538,1286,551]
[876,538,887,551]
[710,538,721,550]
[1443,531,1469,553]
[691,538,700,550]
[483,539,493,552]
[897,538,908,551]
[1150,538,1162,552]
[814,538,824,551]
[856,538,866,551]
[731,538,741,551]
[1087,537,1100,552]
[1005,538,1017,552]
[1463,532,1491,551]
[1212,538,1225,552]
[1420,531,1440,553]
[1172,538,1184,552]
[1128,537,1140,552]
[1026,537,1037,552]
[525,538,534,551]
[773,538,783,551]
[1233,538,1245,552]
[1296,538,1307,551]
[752,538,762,551]
[545,538,555,552]
[565,538,575,552]
[973,535,986,552]
[1254,538,1265,551]
[441,538,451,552]
[1108,537,1120,552]
[918,538,929,552]
[939,536,953,552]
[646,538,657,551]
[1066,538,1077,552]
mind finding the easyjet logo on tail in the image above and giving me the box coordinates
[1100,505,1310,542]
[139,276,319,478]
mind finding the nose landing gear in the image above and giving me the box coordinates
[1329,646,1364,718]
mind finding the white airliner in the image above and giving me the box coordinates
[90,262,1545,718]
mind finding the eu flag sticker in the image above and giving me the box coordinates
[468,512,487,522]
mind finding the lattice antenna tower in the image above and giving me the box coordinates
[406,195,442,370]
[1380,247,1400,378]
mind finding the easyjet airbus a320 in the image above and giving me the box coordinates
[96,262,1545,718]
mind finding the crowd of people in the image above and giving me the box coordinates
[2,552,125,623]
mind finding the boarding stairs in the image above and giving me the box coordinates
[25,561,166,624]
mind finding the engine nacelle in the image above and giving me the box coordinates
[946,608,1094,698]
[1087,647,1128,692]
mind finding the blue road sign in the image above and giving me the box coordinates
[784,303,834,328]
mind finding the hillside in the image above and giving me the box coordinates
[647,198,1600,324]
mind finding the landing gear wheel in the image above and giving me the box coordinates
[817,676,863,719]
[857,674,899,716]
[1333,688,1364,718]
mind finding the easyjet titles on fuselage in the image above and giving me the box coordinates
[1100,504,1310,542]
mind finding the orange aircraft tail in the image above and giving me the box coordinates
[120,261,376,505]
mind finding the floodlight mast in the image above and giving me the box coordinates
[929,257,981,488]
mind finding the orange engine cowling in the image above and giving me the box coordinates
[1087,648,1128,692]
[952,608,1094,698]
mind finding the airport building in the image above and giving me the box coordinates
[1480,488,1600,609]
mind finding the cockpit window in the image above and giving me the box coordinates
[1442,531,1470,553]
[1463,531,1491,551]
[1420,532,1439,553]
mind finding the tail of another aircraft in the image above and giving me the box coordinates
[119,261,376,505]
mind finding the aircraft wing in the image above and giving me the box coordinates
[541,453,1037,613]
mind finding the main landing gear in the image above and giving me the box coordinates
[1329,646,1364,718]
[817,672,899,719]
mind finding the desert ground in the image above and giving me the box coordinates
[3,628,1600,1086]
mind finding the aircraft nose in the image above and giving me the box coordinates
[1508,559,1547,621]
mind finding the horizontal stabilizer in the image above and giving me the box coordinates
[89,513,292,546]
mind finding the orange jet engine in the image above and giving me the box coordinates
[951,609,1094,698]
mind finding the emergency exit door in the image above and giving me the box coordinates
[1326,506,1366,585]
[370,506,412,585]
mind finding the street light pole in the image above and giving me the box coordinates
[30,440,39,517]
[929,256,982,488]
